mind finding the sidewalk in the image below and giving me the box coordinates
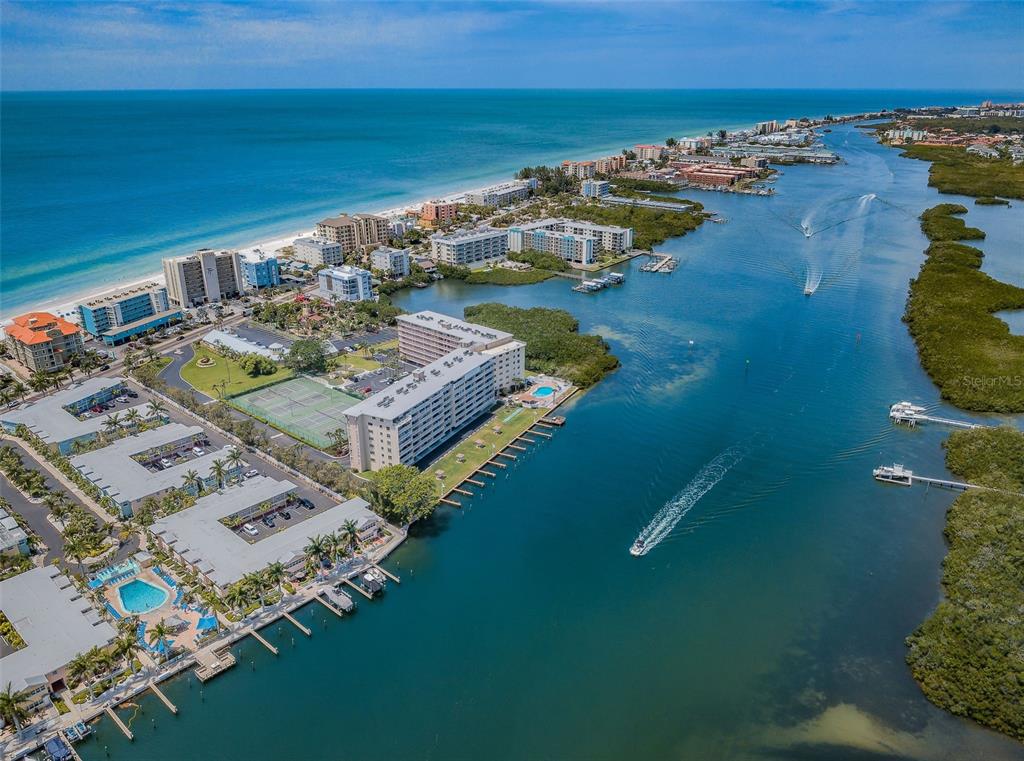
[6,439,114,525]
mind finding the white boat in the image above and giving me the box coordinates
[873,463,914,486]
[629,539,646,557]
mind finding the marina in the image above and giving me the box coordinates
[572,272,626,293]
[639,253,679,273]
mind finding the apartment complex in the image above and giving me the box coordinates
[292,236,344,267]
[77,282,181,345]
[419,200,460,229]
[507,218,634,265]
[396,310,525,392]
[464,179,537,207]
[5,312,84,372]
[240,251,282,289]
[370,246,411,279]
[755,120,779,135]
[430,226,508,268]
[595,155,627,174]
[561,160,596,179]
[345,349,496,472]
[675,163,759,187]
[317,265,373,303]
[162,248,243,308]
[635,144,666,161]
[581,179,611,199]
[314,214,390,253]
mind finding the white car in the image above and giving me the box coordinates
[242,523,259,537]
[160,458,173,468]
[245,469,259,478]
[192,447,205,457]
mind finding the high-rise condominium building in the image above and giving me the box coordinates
[162,249,243,308]
[314,214,390,253]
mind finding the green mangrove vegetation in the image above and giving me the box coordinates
[559,202,704,250]
[904,205,1024,412]
[905,425,1024,742]
[901,145,1024,199]
[974,196,1011,206]
[463,303,618,387]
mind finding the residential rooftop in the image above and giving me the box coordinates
[396,310,512,345]
[0,567,117,693]
[344,348,492,422]
[150,477,379,589]
[0,507,28,553]
[79,281,165,309]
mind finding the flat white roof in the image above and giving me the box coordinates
[203,329,282,360]
[0,567,116,692]
[0,377,157,447]
[397,310,512,345]
[70,423,234,505]
[345,348,492,422]
[0,508,28,552]
[150,477,379,588]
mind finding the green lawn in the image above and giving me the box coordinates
[329,339,399,373]
[430,406,550,495]
[180,344,293,398]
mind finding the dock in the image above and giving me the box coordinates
[539,416,566,427]
[283,611,312,636]
[343,577,374,600]
[440,497,461,507]
[889,401,984,429]
[640,252,678,272]
[249,627,279,655]
[465,477,485,487]
[372,564,401,584]
[105,707,133,741]
[873,463,984,492]
[194,646,236,682]
[572,273,625,294]
[149,682,178,715]
[323,586,355,613]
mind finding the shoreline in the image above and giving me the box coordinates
[1,106,872,325]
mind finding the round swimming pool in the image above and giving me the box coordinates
[531,386,556,398]
[117,578,169,615]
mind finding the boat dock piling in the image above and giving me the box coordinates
[478,469,497,478]
[315,594,344,617]
[249,628,279,655]
[343,578,374,600]
[889,401,984,429]
[105,707,133,741]
[440,497,461,507]
[283,611,312,636]
[453,487,473,496]
[149,682,178,715]
[372,564,401,584]
[640,253,678,273]
[873,464,984,492]
[465,477,485,487]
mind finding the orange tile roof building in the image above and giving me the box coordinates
[5,312,85,372]
[419,201,460,229]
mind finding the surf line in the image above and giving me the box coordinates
[630,445,747,556]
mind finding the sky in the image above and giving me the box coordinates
[1,1,1022,91]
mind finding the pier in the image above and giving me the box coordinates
[372,564,401,584]
[149,682,178,715]
[249,627,279,655]
[343,577,374,600]
[105,707,133,741]
[283,611,312,636]
[888,401,984,429]
[194,646,237,682]
[640,252,678,273]
[315,593,344,617]
[872,464,983,492]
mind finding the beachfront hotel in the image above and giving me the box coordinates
[76,282,182,346]
[562,160,597,179]
[419,200,460,229]
[292,236,345,267]
[346,349,497,472]
[162,248,244,308]
[370,246,412,279]
[635,144,667,161]
[314,213,390,253]
[430,226,508,268]
[396,311,525,392]
[317,265,374,303]
[70,423,241,518]
[463,178,537,207]
[0,376,162,455]
[507,218,634,265]
[149,477,381,595]
[240,251,282,290]
[4,312,84,372]
[0,567,117,715]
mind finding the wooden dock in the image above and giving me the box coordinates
[440,497,461,507]
[465,477,485,487]
[250,627,279,655]
[372,564,401,584]
[453,487,472,496]
[529,429,552,438]
[105,706,133,741]
[283,611,312,636]
[508,443,526,452]
[496,451,516,460]
[149,682,178,714]
[194,646,236,682]
[478,469,497,478]
[344,577,374,600]
[315,593,344,617]
[487,460,507,469]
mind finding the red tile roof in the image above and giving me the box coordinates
[6,312,81,345]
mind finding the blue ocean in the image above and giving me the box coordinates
[1,88,1017,316]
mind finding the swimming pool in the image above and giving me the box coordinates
[531,386,555,398]
[117,578,169,615]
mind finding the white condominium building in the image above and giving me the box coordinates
[292,236,345,267]
[396,311,525,391]
[507,218,634,265]
[314,214,390,253]
[345,349,497,472]
[162,248,244,307]
[370,246,411,278]
[317,265,373,302]
[430,227,508,268]
[464,179,537,207]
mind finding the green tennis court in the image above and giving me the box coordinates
[231,376,362,449]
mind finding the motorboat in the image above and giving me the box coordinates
[629,538,646,557]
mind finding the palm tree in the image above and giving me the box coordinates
[124,408,143,429]
[303,534,329,576]
[341,519,360,552]
[225,446,244,474]
[63,535,88,576]
[114,634,142,675]
[42,492,69,525]
[0,682,32,731]
[241,572,266,607]
[264,562,286,595]
[147,399,167,419]
[9,381,27,403]
[102,412,122,438]
[87,646,113,687]
[147,619,172,664]
[66,651,95,699]
[181,469,203,495]
[224,583,249,613]
[210,459,227,490]
[28,371,51,393]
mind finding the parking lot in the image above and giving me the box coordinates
[231,490,346,544]
[75,387,144,420]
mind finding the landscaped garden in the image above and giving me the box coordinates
[180,344,293,399]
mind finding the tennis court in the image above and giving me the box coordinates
[231,376,362,449]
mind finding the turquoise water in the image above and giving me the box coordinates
[80,122,1024,760]
[2,89,1021,318]
[117,578,168,615]
[531,385,556,398]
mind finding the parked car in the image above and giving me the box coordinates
[261,516,275,529]
[242,523,259,536]
[245,469,259,478]
[192,447,205,457]
[127,390,138,398]
[300,498,315,511]
[280,510,292,520]
[160,458,173,468]
[116,396,129,403]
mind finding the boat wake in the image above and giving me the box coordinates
[803,266,822,295]
[630,446,746,556]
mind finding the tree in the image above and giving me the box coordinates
[210,459,227,490]
[147,399,167,419]
[341,519,360,552]
[717,129,727,141]
[241,572,267,607]
[225,446,244,473]
[666,137,677,147]
[147,619,172,664]
[114,634,141,675]
[28,372,51,393]
[181,469,203,495]
[67,652,95,698]
[303,534,330,576]
[63,535,89,576]
[326,427,348,453]
[102,413,122,437]
[0,682,31,731]
[367,465,437,525]
[124,408,143,428]
[285,338,328,373]
[224,583,249,613]
[264,561,286,596]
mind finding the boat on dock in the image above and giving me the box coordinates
[889,400,982,429]
[325,585,356,613]
[872,464,913,486]
[359,572,385,596]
